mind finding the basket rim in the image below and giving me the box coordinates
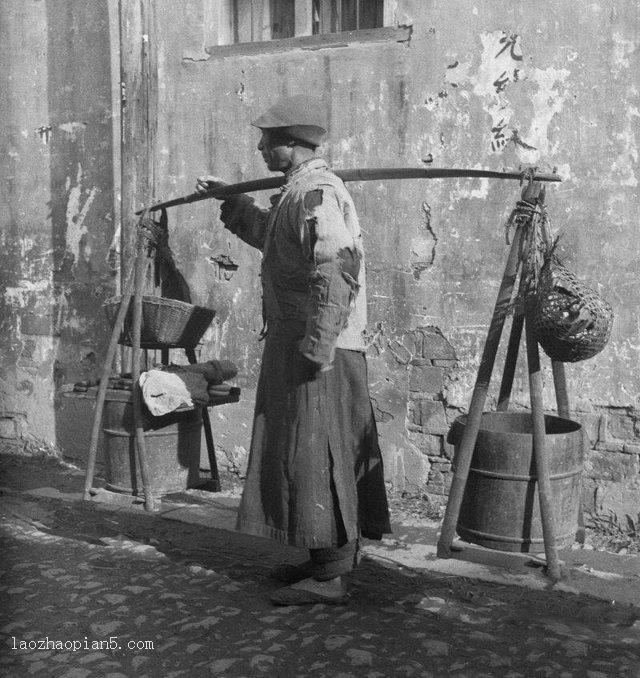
[103,295,215,312]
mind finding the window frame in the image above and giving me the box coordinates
[205,0,402,54]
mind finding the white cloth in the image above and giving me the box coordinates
[139,369,194,416]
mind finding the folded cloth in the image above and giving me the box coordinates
[208,384,233,393]
[140,360,238,416]
[208,384,238,398]
[173,359,238,384]
[139,369,209,417]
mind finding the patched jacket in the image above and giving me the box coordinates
[221,158,367,367]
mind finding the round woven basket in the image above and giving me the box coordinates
[532,259,613,363]
[104,296,215,349]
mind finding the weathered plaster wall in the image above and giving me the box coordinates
[1,1,638,521]
[0,1,117,451]
[143,0,638,517]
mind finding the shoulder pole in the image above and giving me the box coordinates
[135,167,562,214]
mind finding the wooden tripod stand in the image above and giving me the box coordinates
[83,212,225,512]
[437,179,573,581]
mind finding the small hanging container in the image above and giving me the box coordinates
[532,255,613,363]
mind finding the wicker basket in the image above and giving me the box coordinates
[532,258,613,363]
[104,296,215,349]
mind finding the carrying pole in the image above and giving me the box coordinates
[136,167,562,214]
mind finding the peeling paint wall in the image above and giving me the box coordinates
[2,1,638,520]
[0,1,117,448]
[139,0,638,518]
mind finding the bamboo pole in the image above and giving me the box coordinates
[131,242,156,512]
[552,359,584,543]
[552,361,570,419]
[136,167,562,214]
[496,303,525,412]
[437,222,525,557]
[83,270,137,500]
[525,312,562,580]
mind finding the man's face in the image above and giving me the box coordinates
[257,130,292,173]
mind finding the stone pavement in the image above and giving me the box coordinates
[0,453,639,678]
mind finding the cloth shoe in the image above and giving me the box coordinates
[270,576,348,606]
[269,560,314,585]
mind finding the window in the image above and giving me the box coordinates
[217,0,389,45]
[311,0,385,35]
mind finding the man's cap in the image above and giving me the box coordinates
[251,95,327,146]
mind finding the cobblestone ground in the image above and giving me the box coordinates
[1,456,639,678]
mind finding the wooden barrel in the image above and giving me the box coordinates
[448,412,584,552]
[103,389,201,496]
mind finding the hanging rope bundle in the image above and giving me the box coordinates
[136,208,165,252]
[505,197,551,295]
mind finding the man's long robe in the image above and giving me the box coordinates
[222,158,390,548]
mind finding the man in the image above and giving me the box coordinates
[196,95,390,605]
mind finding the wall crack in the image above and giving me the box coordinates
[411,201,437,280]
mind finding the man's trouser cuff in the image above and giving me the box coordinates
[309,540,358,581]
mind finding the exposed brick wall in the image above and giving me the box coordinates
[375,325,460,503]
[373,325,639,522]
[580,407,640,520]
[410,328,461,503]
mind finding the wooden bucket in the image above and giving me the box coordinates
[448,412,584,552]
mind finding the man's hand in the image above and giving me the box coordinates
[195,175,228,196]
[196,175,252,227]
